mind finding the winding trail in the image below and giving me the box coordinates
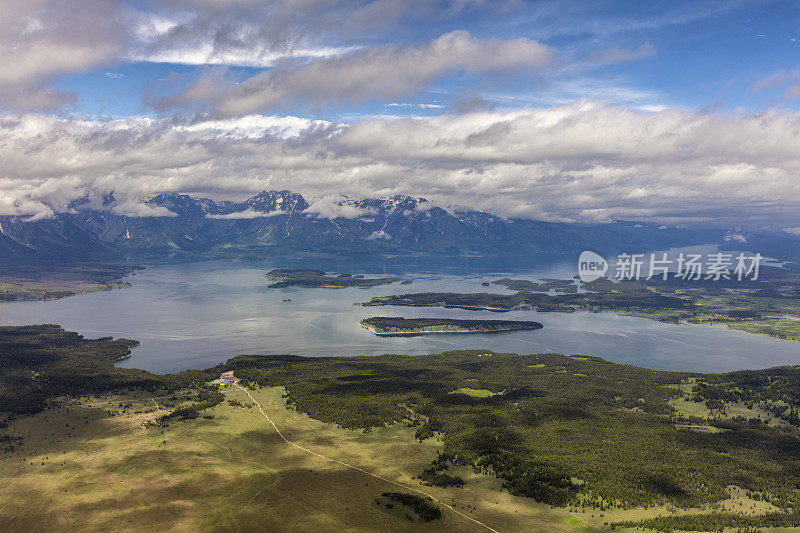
[234,383,500,533]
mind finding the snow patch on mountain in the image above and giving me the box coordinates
[366,229,391,240]
[207,209,283,220]
[724,230,748,243]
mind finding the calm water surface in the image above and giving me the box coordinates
[0,258,798,373]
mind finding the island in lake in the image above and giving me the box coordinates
[359,267,800,342]
[265,269,401,288]
[359,316,543,336]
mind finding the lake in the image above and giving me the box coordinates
[0,258,798,374]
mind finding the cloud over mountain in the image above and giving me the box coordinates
[2,103,800,228]
[1,1,798,230]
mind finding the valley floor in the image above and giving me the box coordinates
[3,383,798,532]
[0,386,577,532]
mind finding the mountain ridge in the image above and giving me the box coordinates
[0,190,733,263]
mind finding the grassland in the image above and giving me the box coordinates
[0,385,604,532]
[234,350,800,523]
[4,380,795,532]
[6,326,800,530]
[617,279,800,341]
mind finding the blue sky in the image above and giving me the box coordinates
[2,0,800,228]
[44,0,800,120]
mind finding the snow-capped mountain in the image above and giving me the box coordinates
[0,190,723,263]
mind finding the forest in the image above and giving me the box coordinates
[6,326,800,529]
[231,350,800,520]
[358,283,692,313]
[0,325,220,414]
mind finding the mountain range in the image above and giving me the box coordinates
[0,190,775,264]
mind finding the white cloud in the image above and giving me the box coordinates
[3,103,800,226]
[751,70,800,93]
[0,195,55,220]
[305,197,375,219]
[124,0,495,72]
[112,202,177,218]
[128,39,359,68]
[386,103,445,109]
[0,0,509,113]
[0,0,125,111]
[207,209,282,219]
[150,31,556,117]
[175,114,336,139]
[637,104,668,113]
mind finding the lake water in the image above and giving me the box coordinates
[0,258,798,374]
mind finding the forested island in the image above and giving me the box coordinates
[360,316,543,336]
[492,278,579,293]
[358,279,690,313]
[265,268,401,288]
[360,268,800,341]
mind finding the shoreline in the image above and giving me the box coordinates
[0,281,132,302]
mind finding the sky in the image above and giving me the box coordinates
[1,0,800,228]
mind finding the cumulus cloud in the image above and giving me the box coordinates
[127,2,351,69]
[0,1,684,118]
[149,31,556,117]
[0,0,125,111]
[126,0,492,69]
[3,103,800,226]
[305,197,376,219]
[174,114,336,139]
[0,0,508,112]
[0,195,55,221]
[112,202,177,218]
